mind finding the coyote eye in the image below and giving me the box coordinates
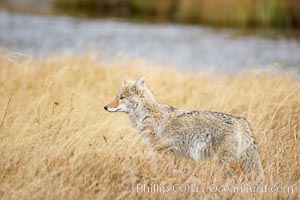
[120,96,126,100]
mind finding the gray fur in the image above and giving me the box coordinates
[105,76,264,180]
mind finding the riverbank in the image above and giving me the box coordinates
[1,11,300,73]
[1,0,300,28]
[0,55,299,199]
[54,0,300,28]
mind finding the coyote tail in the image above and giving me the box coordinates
[238,119,264,180]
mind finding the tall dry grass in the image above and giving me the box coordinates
[0,54,299,199]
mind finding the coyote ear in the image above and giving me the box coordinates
[121,76,128,86]
[135,76,146,90]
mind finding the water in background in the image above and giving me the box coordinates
[0,11,300,73]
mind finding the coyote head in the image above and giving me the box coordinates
[104,76,154,113]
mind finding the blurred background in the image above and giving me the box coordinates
[1,0,300,72]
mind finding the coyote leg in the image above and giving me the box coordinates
[217,149,240,179]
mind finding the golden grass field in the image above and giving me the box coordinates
[0,54,299,199]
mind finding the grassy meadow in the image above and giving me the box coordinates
[0,54,299,199]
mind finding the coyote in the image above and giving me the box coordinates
[104,76,264,180]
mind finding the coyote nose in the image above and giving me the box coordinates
[104,106,108,110]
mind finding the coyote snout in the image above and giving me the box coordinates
[104,76,264,180]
